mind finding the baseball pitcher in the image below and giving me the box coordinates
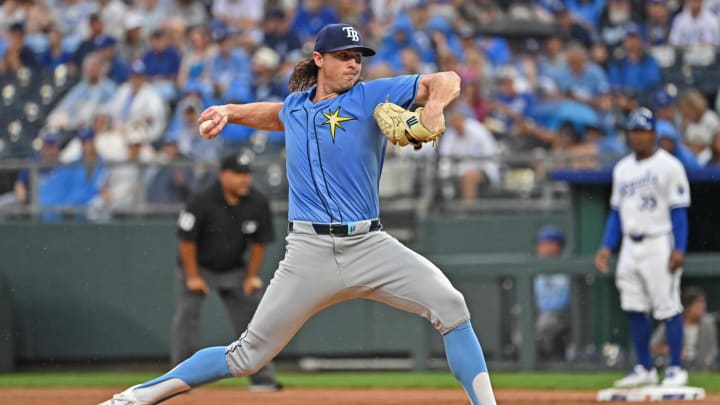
[102,23,496,405]
[595,107,690,388]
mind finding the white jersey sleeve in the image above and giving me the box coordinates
[666,159,691,209]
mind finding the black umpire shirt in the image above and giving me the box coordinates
[176,181,274,272]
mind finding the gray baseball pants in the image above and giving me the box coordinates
[225,223,470,376]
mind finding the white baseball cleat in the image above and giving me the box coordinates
[98,385,142,405]
[613,365,658,388]
[661,366,689,387]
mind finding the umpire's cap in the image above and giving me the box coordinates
[220,153,252,173]
[314,24,375,56]
[537,225,565,246]
[626,107,655,132]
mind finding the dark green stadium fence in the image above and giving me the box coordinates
[1,213,718,372]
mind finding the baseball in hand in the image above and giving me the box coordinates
[199,120,214,137]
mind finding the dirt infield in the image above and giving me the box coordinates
[1,388,719,405]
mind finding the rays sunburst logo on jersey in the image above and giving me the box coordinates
[322,107,355,142]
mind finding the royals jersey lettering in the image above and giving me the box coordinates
[610,149,690,236]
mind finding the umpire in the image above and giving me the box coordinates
[171,152,281,391]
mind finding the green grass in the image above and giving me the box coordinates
[0,371,718,391]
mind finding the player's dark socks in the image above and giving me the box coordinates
[627,311,653,370]
[443,321,495,405]
[133,346,231,403]
[664,314,684,367]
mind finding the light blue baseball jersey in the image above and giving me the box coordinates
[279,74,420,223]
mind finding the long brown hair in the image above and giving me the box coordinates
[289,58,319,93]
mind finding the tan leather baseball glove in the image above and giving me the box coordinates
[373,102,445,149]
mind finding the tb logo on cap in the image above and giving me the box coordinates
[342,26,359,42]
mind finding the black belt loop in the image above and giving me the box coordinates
[630,234,645,242]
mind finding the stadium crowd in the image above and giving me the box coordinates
[2,0,720,217]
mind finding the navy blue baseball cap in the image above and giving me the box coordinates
[652,89,676,109]
[314,24,375,56]
[624,22,642,37]
[43,132,60,146]
[537,225,565,246]
[626,107,655,132]
[94,35,116,49]
[78,127,95,141]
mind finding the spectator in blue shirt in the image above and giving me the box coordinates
[142,28,182,102]
[594,86,623,140]
[608,23,662,96]
[655,119,703,170]
[585,123,627,165]
[422,15,463,67]
[94,36,129,84]
[291,0,338,43]
[653,87,681,128]
[475,35,511,69]
[145,139,195,204]
[262,8,303,65]
[645,0,674,46]
[3,22,38,72]
[166,90,223,163]
[39,25,73,71]
[487,66,535,138]
[208,27,252,103]
[555,42,609,105]
[38,129,105,222]
[64,129,106,207]
[250,47,284,102]
[538,33,567,84]
[71,13,105,69]
[598,0,642,52]
[14,133,62,206]
[374,17,420,73]
[534,225,571,360]
[553,3,594,48]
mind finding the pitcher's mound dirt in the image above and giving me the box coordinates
[1,388,719,404]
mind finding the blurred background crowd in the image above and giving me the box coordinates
[2,0,720,220]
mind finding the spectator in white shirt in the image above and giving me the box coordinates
[669,0,720,47]
[47,53,116,131]
[212,0,264,47]
[679,89,720,158]
[439,108,500,201]
[103,60,167,143]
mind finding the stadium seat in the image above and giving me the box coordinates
[0,66,76,158]
[649,46,676,69]
[2,83,15,106]
[662,64,694,88]
[682,46,716,67]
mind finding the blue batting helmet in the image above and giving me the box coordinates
[626,107,655,132]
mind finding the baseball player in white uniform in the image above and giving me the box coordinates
[595,107,690,388]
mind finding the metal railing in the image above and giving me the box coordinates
[0,150,628,222]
